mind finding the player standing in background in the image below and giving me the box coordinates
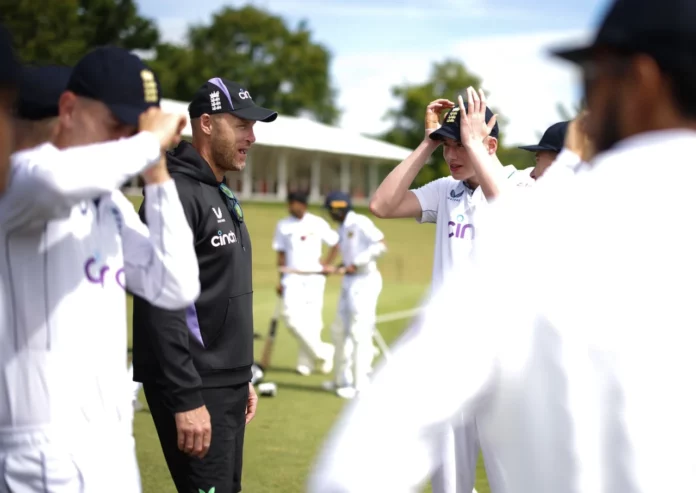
[0,23,19,194]
[0,46,198,492]
[273,190,337,376]
[518,120,569,180]
[369,88,529,493]
[322,191,386,400]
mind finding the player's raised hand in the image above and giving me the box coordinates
[139,107,187,151]
[424,98,455,138]
[458,87,497,147]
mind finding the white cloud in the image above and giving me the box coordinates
[333,29,594,146]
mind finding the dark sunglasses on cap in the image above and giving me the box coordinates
[218,183,244,223]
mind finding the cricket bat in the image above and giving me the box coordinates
[259,296,283,370]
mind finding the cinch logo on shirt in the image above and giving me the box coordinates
[84,256,125,289]
[211,229,237,247]
[448,214,475,240]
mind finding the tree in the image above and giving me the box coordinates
[380,59,532,186]
[1,0,159,65]
[151,6,339,124]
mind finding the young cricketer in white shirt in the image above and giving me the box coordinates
[323,191,386,400]
[0,47,198,493]
[273,191,338,376]
[369,89,532,493]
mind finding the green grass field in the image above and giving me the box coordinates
[126,198,491,493]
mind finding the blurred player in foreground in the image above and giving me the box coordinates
[518,120,569,180]
[370,88,530,493]
[0,47,198,492]
[309,0,696,491]
[273,190,337,376]
[0,23,19,193]
[322,191,386,399]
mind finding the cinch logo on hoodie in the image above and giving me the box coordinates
[211,229,237,247]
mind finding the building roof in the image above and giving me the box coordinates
[160,98,412,162]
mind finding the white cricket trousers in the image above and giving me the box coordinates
[0,428,141,492]
[331,271,382,390]
[431,415,480,493]
[282,273,332,368]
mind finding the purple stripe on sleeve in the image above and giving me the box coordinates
[208,77,234,110]
[185,304,205,347]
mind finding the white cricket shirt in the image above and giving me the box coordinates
[411,164,533,290]
[272,212,338,272]
[337,211,385,274]
[0,132,200,439]
[309,129,696,493]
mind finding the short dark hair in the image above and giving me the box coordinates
[287,191,308,204]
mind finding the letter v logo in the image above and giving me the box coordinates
[212,207,222,219]
[198,488,215,493]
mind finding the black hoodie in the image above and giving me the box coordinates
[132,141,253,412]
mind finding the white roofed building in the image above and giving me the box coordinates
[124,98,413,205]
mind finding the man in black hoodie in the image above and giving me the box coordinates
[132,78,277,493]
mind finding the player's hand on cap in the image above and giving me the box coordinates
[139,107,187,152]
[174,405,212,458]
[424,98,455,139]
[459,87,497,148]
[245,383,258,424]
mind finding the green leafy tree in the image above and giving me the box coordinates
[151,6,339,124]
[380,59,533,186]
[1,0,159,65]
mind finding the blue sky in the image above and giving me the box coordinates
[138,0,610,145]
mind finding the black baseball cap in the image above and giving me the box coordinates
[518,121,569,153]
[0,23,19,88]
[551,0,696,67]
[66,46,161,126]
[288,191,308,204]
[429,103,499,142]
[17,65,72,120]
[188,77,278,122]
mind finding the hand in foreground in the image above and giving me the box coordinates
[139,107,187,152]
[424,98,455,139]
[458,87,497,148]
[342,265,357,275]
[246,383,258,424]
[321,264,336,275]
[175,405,211,458]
